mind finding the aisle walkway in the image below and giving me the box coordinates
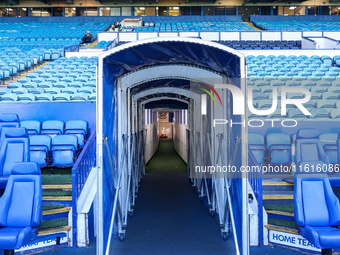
[43,140,300,255]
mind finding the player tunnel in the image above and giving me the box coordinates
[96,37,249,255]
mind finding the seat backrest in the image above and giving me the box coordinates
[0,129,30,176]
[20,120,41,135]
[295,174,340,227]
[0,162,42,228]
[320,133,337,147]
[266,133,291,150]
[248,133,264,145]
[295,129,327,163]
[41,120,64,134]
[30,135,52,151]
[65,120,88,134]
[52,134,78,151]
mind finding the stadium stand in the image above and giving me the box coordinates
[135,21,256,31]
[219,40,301,50]
[253,20,340,31]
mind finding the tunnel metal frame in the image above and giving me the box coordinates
[97,37,248,255]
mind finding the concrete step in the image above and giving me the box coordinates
[266,210,294,221]
[262,180,294,192]
[265,224,299,235]
[263,191,294,205]
[42,207,71,221]
[38,226,72,236]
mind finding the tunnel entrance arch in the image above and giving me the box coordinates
[97,37,248,255]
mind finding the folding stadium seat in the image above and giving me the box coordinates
[29,135,51,167]
[12,88,28,95]
[54,93,71,102]
[266,133,291,165]
[38,82,52,89]
[0,162,42,252]
[45,88,61,95]
[288,109,309,120]
[35,94,53,102]
[294,175,340,254]
[316,100,336,109]
[65,120,88,148]
[53,81,68,89]
[20,121,41,135]
[61,87,77,94]
[88,93,96,102]
[41,120,64,139]
[18,77,31,84]
[331,109,340,119]
[248,133,265,165]
[51,135,78,167]
[322,92,339,100]
[0,128,30,189]
[310,108,330,120]
[69,81,84,88]
[319,133,338,164]
[22,82,38,89]
[295,129,330,173]
[85,81,96,88]
[0,94,18,102]
[71,93,89,101]
[28,88,45,95]
[18,93,35,102]
[304,100,316,109]
[316,80,332,87]
[7,82,22,89]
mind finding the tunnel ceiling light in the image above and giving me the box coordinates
[140,7,145,10]
[106,7,110,10]
[289,6,296,9]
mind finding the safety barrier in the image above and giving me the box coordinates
[97,30,340,43]
[105,37,119,51]
[62,44,80,56]
[71,128,97,247]
[248,148,263,246]
[104,130,146,255]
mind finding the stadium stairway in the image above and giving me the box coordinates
[15,169,73,253]
[243,22,262,31]
[2,62,49,86]
[263,180,299,249]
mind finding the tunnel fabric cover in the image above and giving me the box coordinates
[101,38,243,253]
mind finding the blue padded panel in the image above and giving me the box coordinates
[270,145,291,164]
[20,121,41,135]
[303,226,340,249]
[65,120,88,134]
[5,128,28,138]
[41,120,64,132]
[30,135,52,151]
[248,133,264,145]
[0,228,22,249]
[0,114,19,123]
[53,150,75,166]
[11,162,41,175]
[266,133,291,150]
[30,150,48,166]
[301,144,319,162]
[297,129,320,139]
[302,181,329,226]
[7,182,34,227]
[3,143,24,176]
[53,134,78,151]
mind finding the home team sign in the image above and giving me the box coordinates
[269,230,321,252]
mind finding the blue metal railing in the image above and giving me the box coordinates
[248,147,263,246]
[104,37,119,51]
[62,44,80,57]
[71,128,97,247]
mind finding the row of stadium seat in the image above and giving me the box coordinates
[253,20,340,31]
[0,21,110,39]
[219,40,301,50]
[135,21,255,32]
[249,130,340,167]
[94,41,111,48]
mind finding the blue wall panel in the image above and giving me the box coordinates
[0,102,96,132]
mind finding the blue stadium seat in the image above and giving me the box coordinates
[266,133,291,165]
[319,133,338,165]
[0,128,30,189]
[0,162,42,252]
[0,114,20,129]
[295,129,330,174]
[65,120,88,147]
[248,133,265,165]
[20,120,41,135]
[41,120,64,139]
[294,174,340,254]
[29,135,51,167]
[51,135,78,167]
